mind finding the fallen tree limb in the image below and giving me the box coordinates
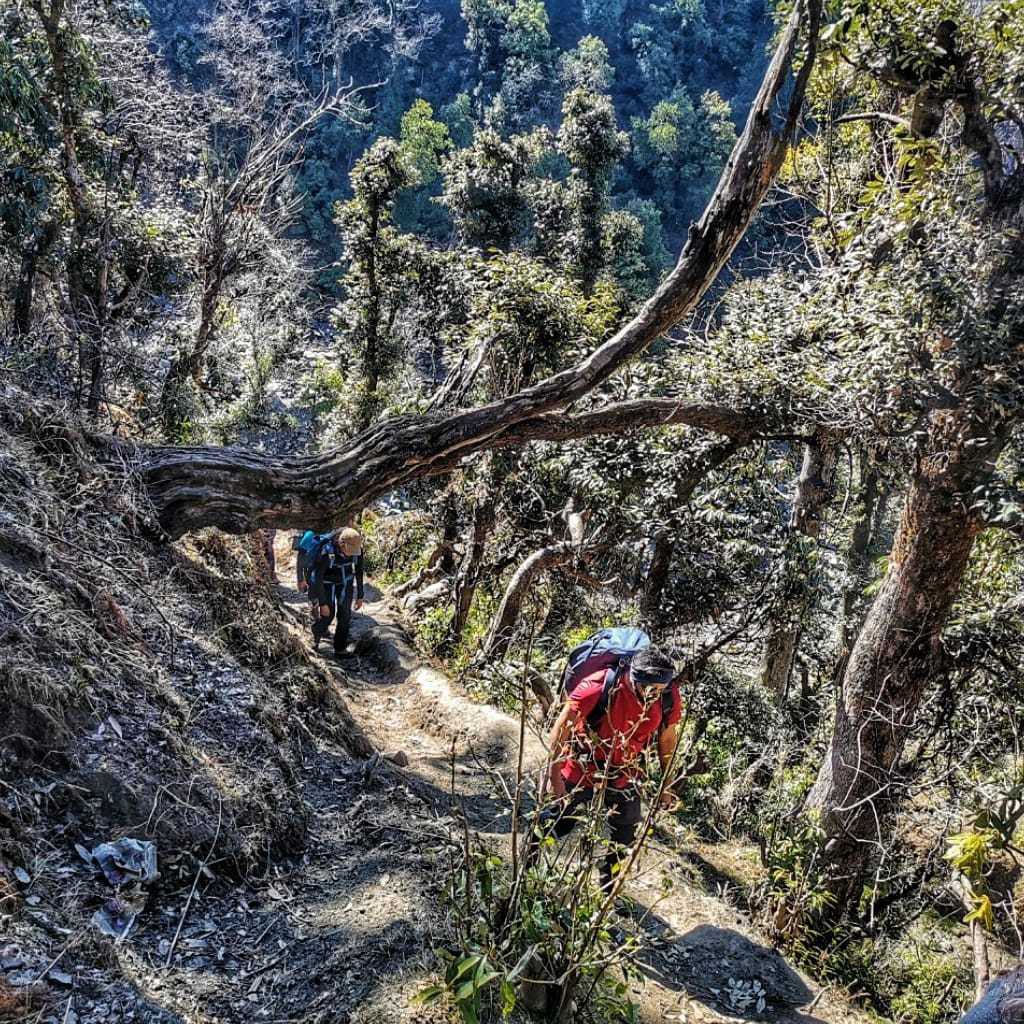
[121,0,822,538]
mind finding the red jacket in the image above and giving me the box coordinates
[562,669,682,790]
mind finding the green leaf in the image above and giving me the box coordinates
[501,979,516,1017]
[450,954,483,984]
[410,983,445,1005]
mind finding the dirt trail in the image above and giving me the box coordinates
[110,561,870,1024]
[258,559,869,1024]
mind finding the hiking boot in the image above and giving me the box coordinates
[334,645,356,659]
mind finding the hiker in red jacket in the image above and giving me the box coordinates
[529,645,682,892]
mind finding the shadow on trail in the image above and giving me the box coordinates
[628,911,826,1023]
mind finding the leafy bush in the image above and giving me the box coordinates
[416,798,646,1023]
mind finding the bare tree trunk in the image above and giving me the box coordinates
[788,429,839,538]
[641,529,674,620]
[483,542,574,659]
[759,628,800,702]
[13,221,57,336]
[123,0,822,536]
[641,438,746,622]
[833,450,888,684]
[450,497,495,644]
[760,429,838,701]
[804,420,1007,906]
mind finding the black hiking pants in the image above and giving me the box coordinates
[527,782,642,892]
[312,580,354,653]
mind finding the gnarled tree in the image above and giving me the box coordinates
[123,0,823,536]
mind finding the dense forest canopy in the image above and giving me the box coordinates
[3,0,1024,1020]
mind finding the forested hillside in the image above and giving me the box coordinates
[3,0,1024,1021]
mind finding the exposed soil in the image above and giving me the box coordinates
[2,496,873,1024]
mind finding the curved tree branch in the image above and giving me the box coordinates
[129,0,823,537]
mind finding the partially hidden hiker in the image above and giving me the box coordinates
[526,628,682,893]
[309,527,365,657]
[295,529,319,592]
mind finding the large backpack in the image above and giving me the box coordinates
[296,530,320,556]
[310,535,358,587]
[562,627,675,733]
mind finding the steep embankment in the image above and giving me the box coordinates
[1,394,870,1023]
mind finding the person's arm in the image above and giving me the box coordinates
[546,701,581,800]
[656,694,684,808]
[297,550,307,590]
[354,552,365,606]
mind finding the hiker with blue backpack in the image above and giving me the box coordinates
[295,529,319,592]
[308,527,365,657]
[526,628,682,893]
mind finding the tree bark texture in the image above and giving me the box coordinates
[641,438,746,622]
[760,429,839,700]
[789,429,839,537]
[483,542,575,660]
[123,0,821,536]
[13,220,58,336]
[450,497,495,644]
[805,420,1007,903]
[759,627,800,703]
[833,450,887,685]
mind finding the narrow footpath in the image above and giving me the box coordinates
[130,560,871,1024]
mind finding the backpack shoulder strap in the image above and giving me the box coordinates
[585,661,625,732]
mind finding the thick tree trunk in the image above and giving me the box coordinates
[483,542,574,660]
[759,628,800,702]
[805,422,1006,905]
[123,0,821,536]
[788,429,839,538]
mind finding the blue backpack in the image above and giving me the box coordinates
[562,627,675,731]
[309,534,360,587]
[296,530,320,556]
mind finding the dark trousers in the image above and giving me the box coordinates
[312,581,354,652]
[527,782,642,892]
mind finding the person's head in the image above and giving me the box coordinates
[629,646,675,702]
[336,527,362,557]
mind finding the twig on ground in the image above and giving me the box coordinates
[165,796,223,968]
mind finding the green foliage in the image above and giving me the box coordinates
[334,137,418,426]
[559,89,628,186]
[758,815,836,947]
[440,92,476,149]
[399,98,452,187]
[629,88,736,225]
[416,604,456,656]
[888,948,971,1024]
[559,35,614,93]
[440,128,535,248]
[457,250,619,398]
[417,826,642,1022]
